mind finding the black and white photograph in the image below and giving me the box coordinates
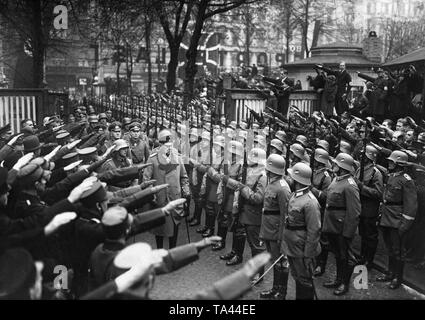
[0,0,425,306]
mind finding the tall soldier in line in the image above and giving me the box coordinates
[235,147,268,281]
[214,141,243,251]
[354,144,384,269]
[259,154,291,300]
[187,128,203,227]
[376,150,417,289]
[198,135,225,238]
[322,153,361,296]
[310,148,333,276]
[143,129,191,249]
[126,122,150,166]
[283,162,321,300]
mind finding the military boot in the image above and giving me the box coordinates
[226,237,245,266]
[196,225,208,234]
[260,268,280,299]
[295,281,315,300]
[323,259,343,288]
[251,266,264,286]
[376,256,396,282]
[212,226,227,251]
[272,267,289,300]
[389,260,404,289]
[334,263,354,296]
[220,250,235,261]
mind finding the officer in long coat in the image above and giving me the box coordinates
[283,162,321,300]
[259,154,291,300]
[353,144,384,268]
[376,150,417,289]
[322,153,361,296]
[143,129,190,249]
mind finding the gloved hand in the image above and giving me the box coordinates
[195,236,222,252]
[7,133,24,147]
[12,152,34,171]
[162,198,186,218]
[67,176,97,203]
[44,212,77,236]
[242,252,271,279]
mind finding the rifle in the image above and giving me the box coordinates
[231,113,251,232]
[310,120,317,182]
[359,120,371,181]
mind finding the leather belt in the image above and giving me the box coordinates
[263,210,280,216]
[326,206,346,211]
[286,225,307,231]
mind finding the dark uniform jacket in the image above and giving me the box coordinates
[380,171,417,232]
[323,174,361,238]
[354,163,384,217]
[281,187,321,258]
[127,138,150,164]
[260,176,290,241]
[239,166,267,226]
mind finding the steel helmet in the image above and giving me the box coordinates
[387,150,408,164]
[114,139,129,151]
[288,162,312,186]
[418,132,425,144]
[228,140,244,157]
[290,143,306,160]
[339,140,352,153]
[275,130,287,143]
[333,152,355,172]
[229,121,237,130]
[365,144,378,162]
[238,130,248,140]
[158,129,172,142]
[266,154,286,175]
[254,134,267,147]
[225,128,235,139]
[213,135,225,148]
[248,148,267,166]
[239,121,248,130]
[317,140,330,152]
[123,117,132,126]
[314,148,331,166]
[189,127,199,138]
[270,139,284,153]
[201,131,211,141]
[296,135,308,148]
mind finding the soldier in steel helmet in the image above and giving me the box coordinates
[311,148,333,277]
[283,162,321,299]
[259,154,291,300]
[376,150,417,289]
[322,152,361,296]
[353,144,384,269]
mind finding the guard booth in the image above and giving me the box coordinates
[0,89,69,132]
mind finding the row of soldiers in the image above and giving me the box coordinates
[0,103,273,300]
[0,93,423,300]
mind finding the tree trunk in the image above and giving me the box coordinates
[116,62,121,96]
[166,43,180,92]
[245,6,251,66]
[32,0,45,88]
[126,43,133,95]
[145,16,152,95]
[184,0,208,107]
[301,0,310,58]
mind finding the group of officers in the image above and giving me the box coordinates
[0,91,423,300]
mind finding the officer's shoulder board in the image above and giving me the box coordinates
[324,171,330,177]
[348,177,356,186]
[403,173,412,181]
[280,179,287,187]
[149,152,158,158]
[308,191,315,200]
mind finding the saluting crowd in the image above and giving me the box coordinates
[0,73,424,300]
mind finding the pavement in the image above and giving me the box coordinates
[133,215,425,300]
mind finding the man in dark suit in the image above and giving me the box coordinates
[261,67,294,117]
[318,62,352,115]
